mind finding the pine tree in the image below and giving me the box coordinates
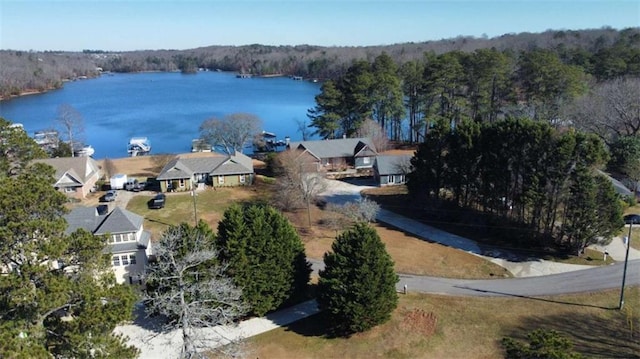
[317,222,398,335]
[0,144,138,357]
[216,204,311,316]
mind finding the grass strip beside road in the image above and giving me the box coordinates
[247,288,640,359]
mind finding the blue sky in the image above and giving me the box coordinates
[1,0,638,51]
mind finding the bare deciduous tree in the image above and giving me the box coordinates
[151,153,177,173]
[56,104,84,157]
[323,202,350,236]
[294,118,312,141]
[144,224,247,359]
[565,77,640,144]
[331,197,380,223]
[199,113,262,155]
[356,118,390,152]
[274,149,327,226]
[102,157,117,178]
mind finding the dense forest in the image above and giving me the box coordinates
[1,27,638,99]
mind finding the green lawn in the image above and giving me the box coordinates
[624,205,640,250]
[626,227,640,251]
[126,187,260,238]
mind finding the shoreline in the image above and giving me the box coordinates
[0,71,309,102]
[0,89,50,102]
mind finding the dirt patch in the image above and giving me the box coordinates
[399,308,438,338]
[99,156,163,178]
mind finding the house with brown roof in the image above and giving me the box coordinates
[156,151,254,192]
[33,156,101,199]
[287,137,377,172]
[65,206,152,285]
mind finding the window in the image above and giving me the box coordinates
[218,175,224,184]
[112,256,120,266]
[388,175,395,184]
[121,255,129,265]
[363,157,370,164]
[239,174,245,183]
[129,255,137,265]
[64,187,77,193]
[179,178,185,188]
[113,235,121,243]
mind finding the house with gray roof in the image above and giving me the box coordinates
[288,137,377,172]
[33,156,101,199]
[156,151,254,192]
[373,155,413,186]
[597,170,634,198]
[64,206,152,285]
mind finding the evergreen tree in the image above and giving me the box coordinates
[406,116,450,200]
[371,52,405,141]
[216,204,311,316]
[317,222,398,335]
[0,155,138,357]
[502,329,583,359]
[307,80,344,139]
[0,118,47,177]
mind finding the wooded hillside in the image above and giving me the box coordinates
[1,27,638,99]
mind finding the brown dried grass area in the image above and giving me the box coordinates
[250,290,639,359]
[287,204,507,279]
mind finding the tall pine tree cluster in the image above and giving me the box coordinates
[216,204,311,316]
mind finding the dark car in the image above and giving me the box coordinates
[132,181,147,192]
[101,190,117,202]
[623,214,640,225]
[147,193,166,209]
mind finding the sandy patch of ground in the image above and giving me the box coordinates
[380,149,416,156]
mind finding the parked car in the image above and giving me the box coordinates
[623,214,640,225]
[147,193,166,209]
[133,181,147,192]
[102,190,117,202]
[125,179,140,191]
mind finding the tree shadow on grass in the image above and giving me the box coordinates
[281,311,351,339]
[504,310,639,358]
[281,311,329,336]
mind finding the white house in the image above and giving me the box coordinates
[65,206,152,284]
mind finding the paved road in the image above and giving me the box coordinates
[319,179,640,277]
[117,179,640,357]
[397,260,640,297]
[310,258,640,297]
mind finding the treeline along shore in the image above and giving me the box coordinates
[1,27,638,100]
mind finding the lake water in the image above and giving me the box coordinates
[0,72,321,159]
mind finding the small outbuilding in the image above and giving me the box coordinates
[373,155,413,186]
[110,174,128,190]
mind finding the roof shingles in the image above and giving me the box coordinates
[289,138,376,159]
